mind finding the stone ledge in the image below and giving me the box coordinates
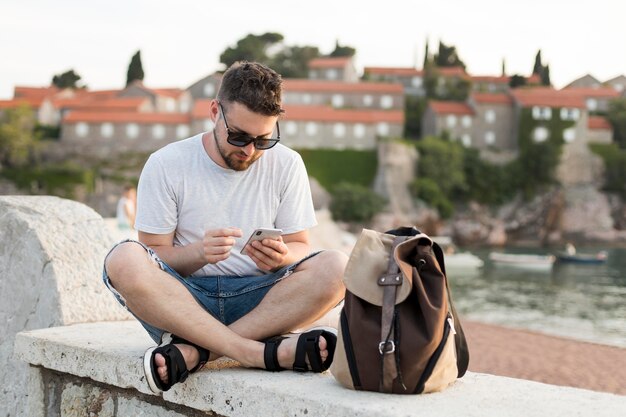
[15,321,626,417]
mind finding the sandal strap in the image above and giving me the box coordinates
[293,329,338,373]
[263,336,286,372]
[153,344,189,391]
[170,335,210,373]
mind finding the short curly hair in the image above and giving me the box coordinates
[217,61,283,116]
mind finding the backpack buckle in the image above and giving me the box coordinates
[379,341,395,354]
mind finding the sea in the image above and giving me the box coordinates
[449,246,626,348]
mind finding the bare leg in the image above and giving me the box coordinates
[105,243,347,383]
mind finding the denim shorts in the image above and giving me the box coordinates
[102,239,321,343]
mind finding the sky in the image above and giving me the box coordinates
[1,0,625,99]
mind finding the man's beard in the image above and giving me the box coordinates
[215,135,261,171]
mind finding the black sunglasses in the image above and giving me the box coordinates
[218,102,280,150]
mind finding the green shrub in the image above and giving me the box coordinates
[590,143,626,196]
[330,182,386,222]
[410,177,453,219]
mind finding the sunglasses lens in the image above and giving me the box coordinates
[227,133,254,147]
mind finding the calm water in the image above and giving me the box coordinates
[448,247,626,348]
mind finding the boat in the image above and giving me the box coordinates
[488,252,555,271]
[555,251,607,264]
[431,236,484,273]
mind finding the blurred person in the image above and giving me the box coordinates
[116,185,137,231]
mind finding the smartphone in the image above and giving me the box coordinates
[240,228,283,254]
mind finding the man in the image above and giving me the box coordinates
[103,61,347,393]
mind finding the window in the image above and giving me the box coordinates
[532,106,552,120]
[446,115,457,128]
[485,131,496,145]
[354,123,366,138]
[176,124,189,139]
[586,98,597,111]
[461,134,472,147]
[75,122,89,137]
[563,128,576,143]
[411,76,423,88]
[533,126,549,143]
[203,83,215,97]
[126,123,139,139]
[327,69,338,80]
[380,95,393,109]
[331,94,344,108]
[165,98,176,112]
[153,124,165,139]
[285,121,298,135]
[560,108,580,121]
[302,94,312,104]
[462,115,472,128]
[376,122,389,136]
[333,123,346,138]
[101,123,113,138]
[363,95,374,106]
[305,122,318,136]
[485,109,496,124]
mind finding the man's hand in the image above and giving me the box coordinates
[202,227,243,264]
[244,236,289,271]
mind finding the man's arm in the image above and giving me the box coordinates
[139,227,242,277]
[244,229,311,272]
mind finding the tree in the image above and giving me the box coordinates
[434,41,465,69]
[126,50,145,86]
[269,45,320,78]
[501,58,506,76]
[404,96,427,139]
[0,105,40,168]
[607,98,626,148]
[509,74,527,88]
[415,136,466,196]
[219,32,284,68]
[540,64,551,86]
[423,37,430,68]
[532,50,543,76]
[329,40,356,57]
[51,69,82,89]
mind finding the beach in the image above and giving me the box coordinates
[463,320,626,396]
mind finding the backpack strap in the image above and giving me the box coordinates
[378,236,405,393]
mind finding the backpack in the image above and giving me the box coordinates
[330,227,470,394]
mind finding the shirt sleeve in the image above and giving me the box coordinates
[134,154,178,234]
[274,153,317,235]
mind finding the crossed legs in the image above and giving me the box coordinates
[104,242,347,377]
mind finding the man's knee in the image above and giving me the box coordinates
[105,241,154,289]
[312,250,348,294]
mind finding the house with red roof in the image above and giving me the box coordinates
[363,67,425,97]
[307,56,358,83]
[422,101,475,147]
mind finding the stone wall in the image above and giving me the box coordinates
[0,196,131,417]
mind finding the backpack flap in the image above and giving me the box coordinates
[343,229,413,306]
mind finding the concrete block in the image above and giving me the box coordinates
[15,321,626,417]
[0,196,131,417]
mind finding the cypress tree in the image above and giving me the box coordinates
[126,50,145,86]
[541,64,551,86]
[532,50,543,75]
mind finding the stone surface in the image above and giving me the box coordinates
[0,196,132,417]
[560,185,615,239]
[16,321,626,417]
[60,383,115,417]
[117,398,189,417]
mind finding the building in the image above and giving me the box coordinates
[307,57,358,82]
[362,67,425,96]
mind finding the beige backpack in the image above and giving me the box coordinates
[330,227,469,393]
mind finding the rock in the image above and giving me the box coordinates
[560,186,614,239]
[486,220,507,246]
[309,177,331,210]
[0,196,132,417]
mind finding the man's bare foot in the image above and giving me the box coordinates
[154,344,199,384]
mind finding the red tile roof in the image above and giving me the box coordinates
[283,79,403,94]
[282,105,403,124]
[526,74,542,84]
[588,116,612,130]
[471,75,510,84]
[511,88,586,108]
[13,86,59,98]
[471,93,513,105]
[64,112,190,124]
[364,67,423,77]
[0,98,45,109]
[151,88,184,98]
[428,101,474,115]
[59,97,150,112]
[434,66,468,78]
[308,57,353,69]
[560,87,620,99]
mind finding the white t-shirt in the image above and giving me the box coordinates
[135,133,317,277]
